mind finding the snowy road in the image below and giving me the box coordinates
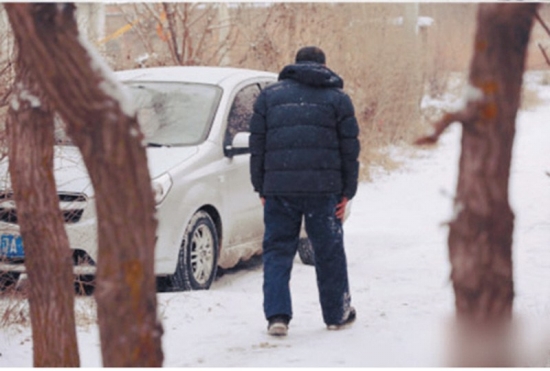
[157,79,550,367]
[1,76,550,367]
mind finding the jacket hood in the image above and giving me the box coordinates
[278,62,344,89]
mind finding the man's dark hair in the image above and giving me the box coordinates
[295,46,326,65]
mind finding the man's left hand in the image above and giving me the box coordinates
[336,197,348,221]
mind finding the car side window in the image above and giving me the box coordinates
[224,83,262,149]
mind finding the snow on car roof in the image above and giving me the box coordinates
[115,66,276,86]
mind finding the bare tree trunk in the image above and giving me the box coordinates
[447,3,538,366]
[5,3,163,367]
[451,1,536,324]
[6,66,79,366]
[415,3,538,366]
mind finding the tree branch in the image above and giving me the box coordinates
[162,2,182,64]
[415,113,458,145]
[535,11,550,37]
[538,43,550,66]
[0,61,13,78]
[0,86,13,107]
[535,11,550,66]
[415,107,477,145]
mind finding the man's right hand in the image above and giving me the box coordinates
[335,197,348,221]
[261,197,265,206]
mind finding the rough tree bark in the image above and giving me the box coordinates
[417,3,539,366]
[7,64,79,367]
[451,1,537,324]
[5,3,163,367]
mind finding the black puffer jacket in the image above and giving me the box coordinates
[249,62,360,199]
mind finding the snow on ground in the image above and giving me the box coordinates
[2,75,550,367]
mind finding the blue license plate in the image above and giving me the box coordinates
[0,235,24,258]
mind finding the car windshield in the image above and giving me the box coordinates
[55,81,222,147]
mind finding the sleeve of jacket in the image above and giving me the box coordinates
[336,92,360,200]
[249,90,267,196]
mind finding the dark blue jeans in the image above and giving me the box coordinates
[262,195,352,325]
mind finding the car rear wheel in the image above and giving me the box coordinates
[168,211,219,291]
[298,237,315,266]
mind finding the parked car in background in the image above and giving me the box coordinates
[0,66,349,292]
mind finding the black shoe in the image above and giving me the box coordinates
[267,314,290,336]
[327,307,356,331]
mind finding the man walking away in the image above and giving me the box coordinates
[249,46,360,336]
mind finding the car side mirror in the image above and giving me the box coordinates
[224,132,250,157]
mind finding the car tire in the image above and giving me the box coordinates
[297,237,315,266]
[168,211,219,291]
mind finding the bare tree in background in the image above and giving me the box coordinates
[417,3,539,366]
[0,8,14,162]
[106,2,451,180]
[6,62,79,367]
[113,2,236,67]
[5,3,163,366]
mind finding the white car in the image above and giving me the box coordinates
[0,66,348,292]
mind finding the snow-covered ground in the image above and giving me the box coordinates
[2,75,550,367]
